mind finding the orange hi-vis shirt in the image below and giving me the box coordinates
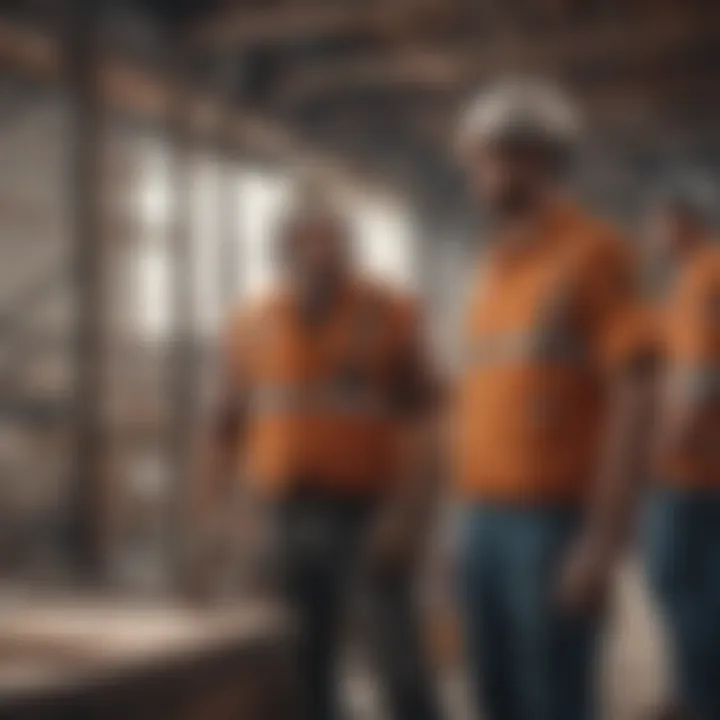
[655,245,720,489]
[454,201,647,505]
[225,279,429,498]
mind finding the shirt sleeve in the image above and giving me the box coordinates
[583,239,658,373]
[222,301,267,386]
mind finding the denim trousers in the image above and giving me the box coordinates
[276,488,440,720]
[643,486,720,720]
[457,503,602,720]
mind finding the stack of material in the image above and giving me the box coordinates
[0,596,296,720]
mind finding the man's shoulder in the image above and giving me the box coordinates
[569,208,635,273]
[226,290,287,335]
[571,206,628,250]
[680,244,720,289]
[357,278,420,317]
[691,243,720,270]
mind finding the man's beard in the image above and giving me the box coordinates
[495,184,539,219]
[295,267,345,320]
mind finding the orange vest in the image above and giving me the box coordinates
[228,280,422,497]
[454,202,647,505]
[656,246,720,488]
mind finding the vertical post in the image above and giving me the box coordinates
[414,193,441,304]
[167,34,196,581]
[67,0,106,580]
[218,139,241,311]
[216,57,242,311]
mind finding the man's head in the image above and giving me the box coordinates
[277,182,352,299]
[457,79,581,219]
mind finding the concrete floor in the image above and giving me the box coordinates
[0,559,671,719]
[345,561,671,720]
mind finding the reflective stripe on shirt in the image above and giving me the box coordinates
[249,383,388,417]
[466,329,587,368]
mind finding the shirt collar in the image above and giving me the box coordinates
[491,195,581,266]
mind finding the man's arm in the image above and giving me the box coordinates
[557,361,656,613]
[589,365,657,552]
[366,301,443,577]
[557,244,659,613]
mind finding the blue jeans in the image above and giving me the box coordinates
[458,504,602,720]
[643,487,720,720]
[277,489,440,720]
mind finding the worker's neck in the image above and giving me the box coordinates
[492,187,562,248]
[295,273,348,325]
[679,231,707,263]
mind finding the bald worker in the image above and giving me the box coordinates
[452,80,653,720]
[194,184,441,720]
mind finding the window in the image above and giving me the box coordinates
[236,170,291,299]
[131,149,418,338]
[352,196,417,288]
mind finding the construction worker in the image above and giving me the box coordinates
[642,189,720,720]
[195,182,441,720]
[452,80,653,720]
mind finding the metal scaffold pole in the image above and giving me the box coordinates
[167,32,197,584]
[217,57,243,312]
[67,0,106,581]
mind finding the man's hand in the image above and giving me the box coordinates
[657,384,696,457]
[555,533,615,616]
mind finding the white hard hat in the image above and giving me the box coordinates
[456,78,582,159]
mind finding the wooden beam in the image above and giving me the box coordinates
[275,8,720,104]
[187,0,451,52]
[0,18,234,134]
[277,53,464,105]
[66,0,106,581]
[191,4,372,49]
[166,37,200,584]
[288,72,720,183]
[0,18,61,80]
[0,19,380,193]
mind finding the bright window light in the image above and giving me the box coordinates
[192,158,221,335]
[132,139,172,341]
[132,239,170,340]
[237,170,291,299]
[131,150,418,339]
[352,197,417,288]
[134,141,172,230]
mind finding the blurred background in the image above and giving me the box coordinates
[0,0,718,717]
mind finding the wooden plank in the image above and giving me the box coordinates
[0,599,294,720]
